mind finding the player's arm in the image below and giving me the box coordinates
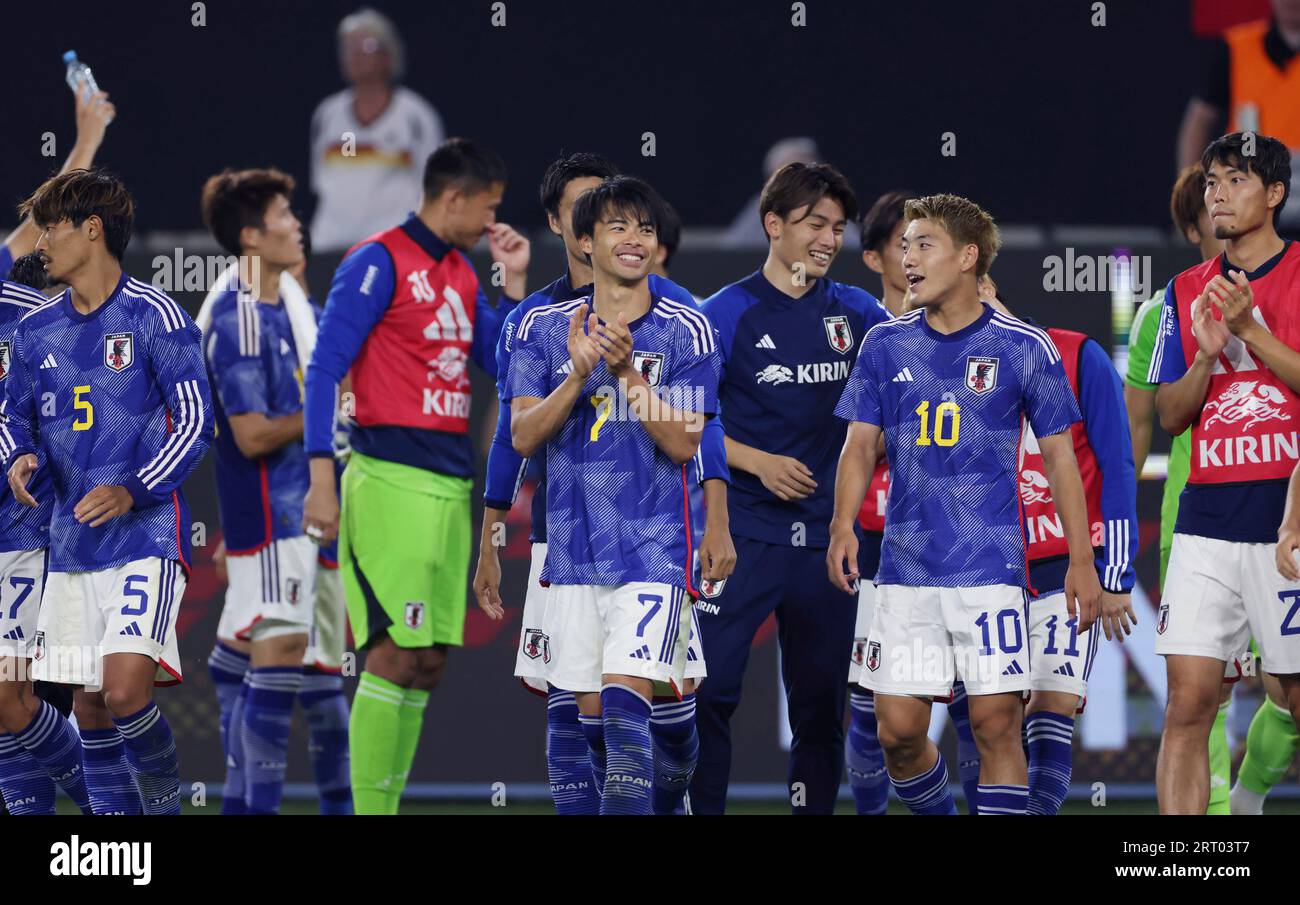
[1123,297,1162,476]
[1125,384,1156,478]
[1078,340,1139,641]
[697,416,736,581]
[3,88,115,266]
[1154,284,1222,436]
[1037,430,1102,632]
[84,314,215,527]
[1276,460,1300,581]
[1,326,42,505]
[486,223,531,306]
[227,411,304,460]
[1210,270,1300,394]
[474,397,528,619]
[827,420,879,594]
[207,306,304,460]
[301,244,395,543]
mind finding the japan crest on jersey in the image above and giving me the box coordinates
[632,350,665,386]
[0,340,10,380]
[866,640,881,672]
[966,355,998,394]
[699,577,726,599]
[104,332,134,372]
[823,316,853,354]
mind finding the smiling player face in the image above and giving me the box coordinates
[583,205,658,286]
[1204,160,1279,241]
[768,195,846,281]
[900,218,977,308]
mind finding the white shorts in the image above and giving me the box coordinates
[1156,533,1300,675]
[304,563,347,671]
[218,537,318,643]
[847,579,877,684]
[858,583,1031,698]
[515,543,551,695]
[1027,590,1100,701]
[543,582,693,694]
[0,549,47,660]
[32,557,187,688]
[682,605,706,683]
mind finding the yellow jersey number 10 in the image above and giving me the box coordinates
[915,400,959,447]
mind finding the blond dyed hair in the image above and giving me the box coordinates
[904,193,1001,278]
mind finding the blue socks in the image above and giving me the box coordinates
[0,732,55,814]
[845,689,889,815]
[16,699,92,813]
[240,666,303,815]
[113,702,181,815]
[578,713,606,799]
[650,694,699,815]
[81,728,142,814]
[207,642,249,813]
[889,752,958,815]
[300,669,352,815]
[1025,711,1074,815]
[222,677,250,814]
[599,685,654,815]
[946,684,982,814]
[977,784,1029,815]
[547,688,597,814]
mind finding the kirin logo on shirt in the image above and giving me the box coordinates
[823,316,853,354]
[1019,468,1052,505]
[104,332,134,372]
[1203,380,1292,431]
[755,364,794,385]
[632,351,665,386]
[965,355,998,394]
[427,347,469,388]
[0,340,10,381]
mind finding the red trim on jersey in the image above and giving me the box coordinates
[233,614,264,641]
[680,465,698,598]
[170,493,190,579]
[1016,419,1038,598]
[310,661,344,675]
[317,554,339,569]
[155,657,182,686]
[520,677,548,699]
[225,460,275,555]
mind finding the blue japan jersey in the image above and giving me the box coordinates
[835,304,1080,588]
[506,292,721,588]
[0,276,214,573]
[702,272,888,548]
[0,281,53,553]
[204,290,312,552]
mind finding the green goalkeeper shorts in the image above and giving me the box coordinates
[339,451,472,650]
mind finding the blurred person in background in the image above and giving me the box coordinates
[723,138,861,249]
[1177,0,1300,236]
[309,8,445,251]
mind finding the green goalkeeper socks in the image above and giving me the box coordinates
[388,687,429,815]
[1205,700,1231,815]
[350,672,406,815]
[1231,698,1300,814]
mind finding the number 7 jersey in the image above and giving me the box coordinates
[0,275,213,574]
[834,303,1079,588]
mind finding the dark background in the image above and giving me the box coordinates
[1,0,1214,234]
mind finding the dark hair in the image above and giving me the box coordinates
[658,200,682,268]
[1169,164,1206,239]
[759,162,859,235]
[19,168,134,261]
[860,190,914,254]
[571,176,668,244]
[1201,131,1292,226]
[200,168,296,256]
[423,137,508,201]
[298,219,312,260]
[8,252,50,291]
[539,152,619,219]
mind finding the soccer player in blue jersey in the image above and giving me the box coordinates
[473,154,732,814]
[691,162,888,814]
[1,169,214,815]
[198,167,340,814]
[0,274,68,815]
[508,176,721,815]
[828,194,1102,816]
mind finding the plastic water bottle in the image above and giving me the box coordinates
[63,51,113,123]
